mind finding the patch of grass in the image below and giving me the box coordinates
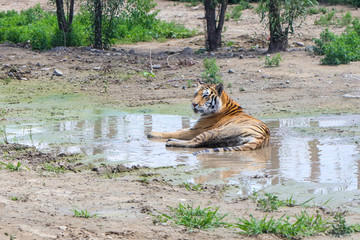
[236,211,329,238]
[308,6,328,15]
[42,163,65,173]
[72,208,99,218]
[264,53,282,67]
[161,203,228,230]
[201,58,223,84]
[0,161,23,171]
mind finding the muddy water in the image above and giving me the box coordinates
[4,112,360,194]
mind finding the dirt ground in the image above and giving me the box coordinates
[1,0,360,239]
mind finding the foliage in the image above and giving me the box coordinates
[161,203,228,230]
[201,58,223,84]
[257,0,317,33]
[181,182,204,191]
[314,19,360,65]
[0,2,196,50]
[236,211,329,238]
[42,163,65,173]
[264,53,282,67]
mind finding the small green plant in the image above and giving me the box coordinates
[201,58,222,84]
[230,5,243,21]
[329,212,354,237]
[314,10,337,26]
[264,53,282,67]
[0,161,23,171]
[143,71,156,81]
[161,203,228,230]
[250,192,297,212]
[181,182,203,191]
[10,196,20,201]
[139,176,149,184]
[72,208,98,218]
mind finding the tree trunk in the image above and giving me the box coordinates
[204,0,228,51]
[267,0,288,53]
[94,0,103,49]
[55,0,75,32]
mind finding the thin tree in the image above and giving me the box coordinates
[93,0,102,49]
[204,0,228,51]
[257,0,317,53]
[55,0,75,33]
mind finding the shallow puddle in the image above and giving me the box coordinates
[4,111,360,197]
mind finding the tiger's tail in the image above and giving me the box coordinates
[193,145,249,156]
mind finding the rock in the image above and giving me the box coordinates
[20,78,27,81]
[182,47,194,55]
[93,67,101,71]
[151,65,162,69]
[294,42,305,46]
[228,69,235,74]
[285,80,290,84]
[182,86,186,90]
[239,55,244,59]
[41,68,50,71]
[342,94,360,99]
[305,45,314,52]
[53,69,63,76]
[129,49,136,54]
[192,6,199,10]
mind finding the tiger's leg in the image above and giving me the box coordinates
[166,127,267,149]
[147,128,202,140]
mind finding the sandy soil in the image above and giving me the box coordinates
[1,0,360,239]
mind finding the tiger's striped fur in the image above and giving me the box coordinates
[147,82,270,155]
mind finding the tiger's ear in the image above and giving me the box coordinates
[215,83,224,96]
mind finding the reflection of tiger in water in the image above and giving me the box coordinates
[147,82,270,155]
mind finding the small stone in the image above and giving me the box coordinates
[20,78,27,81]
[151,65,162,69]
[182,86,186,90]
[53,69,63,76]
[228,69,235,74]
[305,45,314,52]
[129,49,136,54]
[93,67,101,71]
[285,81,290,84]
[182,47,194,55]
[41,68,50,71]
[239,55,244,59]
[294,42,305,46]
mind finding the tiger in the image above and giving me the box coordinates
[147,81,270,155]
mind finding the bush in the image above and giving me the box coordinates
[314,20,360,65]
[201,58,223,84]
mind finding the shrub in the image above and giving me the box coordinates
[314,20,360,65]
[201,58,223,84]
[264,53,282,67]
[31,28,51,51]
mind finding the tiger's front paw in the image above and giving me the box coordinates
[147,132,163,138]
[166,139,184,147]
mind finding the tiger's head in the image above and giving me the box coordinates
[192,81,224,115]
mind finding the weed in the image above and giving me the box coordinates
[329,212,354,237]
[314,10,337,26]
[256,193,284,212]
[143,71,156,81]
[161,203,228,230]
[308,7,328,15]
[201,58,222,84]
[227,82,232,88]
[230,5,243,21]
[181,182,203,191]
[264,53,282,67]
[139,176,149,184]
[250,192,297,212]
[0,161,23,171]
[2,77,11,85]
[72,208,98,218]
